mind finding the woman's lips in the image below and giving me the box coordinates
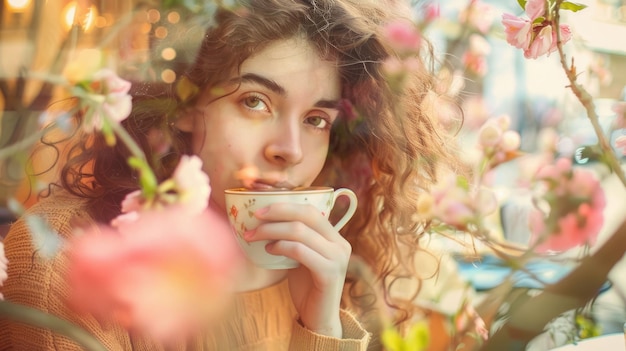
[249,180,295,190]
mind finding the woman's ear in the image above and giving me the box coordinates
[174,110,195,132]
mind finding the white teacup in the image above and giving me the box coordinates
[224,186,357,269]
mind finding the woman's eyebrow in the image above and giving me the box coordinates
[315,99,341,110]
[232,73,286,96]
[229,73,340,110]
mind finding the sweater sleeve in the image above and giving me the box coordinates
[0,198,143,351]
[289,309,371,351]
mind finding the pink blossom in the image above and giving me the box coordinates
[502,2,573,60]
[478,122,502,148]
[436,198,475,228]
[172,155,211,215]
[428,175,477,229]
[525,25,554,59]
[615,135,626,155]
[79,68,132,132]
[478,115,521,155]
[120,190,143,213]
[460,0,496,34]
[557,24,572,45]
[525,24,572,58]
[534,157,571,181]
[502,13,533,49]
[462,51,488,77]
[524,0,546,20]
[568,170,603,201]
[425,171,502,230]
[612,103,626,130]
[110,211,140,228]
[500,130,521,152]
[111,191,143,228]
[424,3,440,22]
[477,116,521,166]
[112,156,210,226]
[529,159,605,252]
[338,98,359,122]
[65,207,242,343]
[540,203,602,252]
[383,21,421,53]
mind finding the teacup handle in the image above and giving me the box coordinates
[332,188,358,231]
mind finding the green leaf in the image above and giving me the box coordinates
[176,75,199,103]
[381,328,406,351]
[101,122,117,147]
[517,0,527,11]
[532,16,545,25]
[381,324,430,351]
[456,175,470,191]
[405,322,430,351]
[127,156,159,198]
[559,1,587,12]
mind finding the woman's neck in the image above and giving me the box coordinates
[234,259,288,292]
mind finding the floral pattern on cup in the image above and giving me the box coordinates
[224,187,357,269]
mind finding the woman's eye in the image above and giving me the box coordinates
[305,116,330,130]
[242,95,268,112]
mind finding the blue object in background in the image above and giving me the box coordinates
[456,255,612,293]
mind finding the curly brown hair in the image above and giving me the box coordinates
[49,0,462,330]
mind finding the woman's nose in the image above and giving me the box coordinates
[264,122,303,165]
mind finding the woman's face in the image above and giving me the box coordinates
[177,37,341,211]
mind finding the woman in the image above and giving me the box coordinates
[1,0,464,349]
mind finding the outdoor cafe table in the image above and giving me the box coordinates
[549,333,624,350]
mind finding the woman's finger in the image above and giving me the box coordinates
[250,221,351,261]
[253,202,343,242]
[264,239,349,278]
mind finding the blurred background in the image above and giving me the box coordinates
[1,0,626,207]
[1,0,626,348]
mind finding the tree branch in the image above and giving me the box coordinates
[480,217,626,350]
[553,0,626,187]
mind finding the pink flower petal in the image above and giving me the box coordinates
[525,0,546,20]
[66,207,242,342]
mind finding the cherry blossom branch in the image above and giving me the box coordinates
[107,117,147,164]
[480,216,626,350]
[0,300,107,351]
[107,116,159,197]
[553,0,626,187]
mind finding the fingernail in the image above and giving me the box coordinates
[255,206,270,217]
[243,229,255,240]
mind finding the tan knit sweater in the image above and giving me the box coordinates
[0,193,371,350]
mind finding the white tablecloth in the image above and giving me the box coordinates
[549,333,624,350]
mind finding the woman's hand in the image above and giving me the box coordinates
[247,203,351,338]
